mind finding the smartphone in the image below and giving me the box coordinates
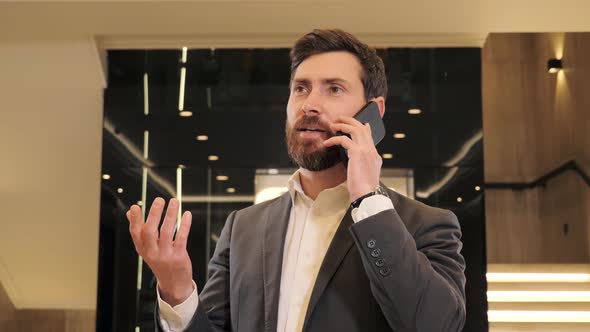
[337,101,386,165]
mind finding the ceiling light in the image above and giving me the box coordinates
[408,108,422,115]
[216,175,229,181]
[393,133,406,139]
[226,187,236,193]
[179,111,192,117]
[475,185,481,191]
[382,153,393,159]
[117,188,123,194]
[208,155,219,161]
[457,197,463,203]
[102,174,111,180]
[196,135,208,141]
[548,58,562,74]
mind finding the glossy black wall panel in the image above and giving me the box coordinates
[98,48,487,331]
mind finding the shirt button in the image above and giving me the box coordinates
[375,258,385,267]
[371,248,381,258]
[367,239,376,248]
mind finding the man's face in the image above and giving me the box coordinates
[285,51,367,171]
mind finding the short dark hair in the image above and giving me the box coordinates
[289,29,388,101]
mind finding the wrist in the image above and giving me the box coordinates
[158,280,195,307]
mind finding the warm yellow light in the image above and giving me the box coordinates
[393,133,406,139]
[196,135,208,141]
[382,153,393,159]
[181,47,188,63]
[179,111,192,117]
[216,175,229,181]
[488,310,590,323]
[208,155,219,161]
[487,272,590,283]
[487,291,590,302]
[226,188,236,193]
[548,67,560,74]
[408,108,422,115]
[475,186,481,191]
[117,188,124,194]
[178,67,186,110]
[102,174,111,180]
[457,197,463,203]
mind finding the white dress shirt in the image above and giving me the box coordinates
[157,169,394,332]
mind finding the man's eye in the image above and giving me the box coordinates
[330,86,343,94]
[293,85,307,93]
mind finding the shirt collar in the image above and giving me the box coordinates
[286,168,349,213]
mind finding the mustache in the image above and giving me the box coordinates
[292,115,333,134]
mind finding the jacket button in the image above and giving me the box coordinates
[375,258,385,267]
[367,239,376,248]
[371,248,381,258]
[379,267,390,276]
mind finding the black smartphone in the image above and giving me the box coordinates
[337,101,386,165]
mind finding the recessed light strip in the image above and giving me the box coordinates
[487,272,590,283]
[488,310,590,323]
[178,67,186,111]
[487,291,590,302]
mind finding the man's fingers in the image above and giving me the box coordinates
[323,135,353,150]
[174,211,192,250]
[143,197,165,253]
[127,207,144,253]
[159,198,179,249]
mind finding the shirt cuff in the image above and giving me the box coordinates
[157,280,199,332]
[351,194,394,223]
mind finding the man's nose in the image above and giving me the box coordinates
[301,90,323,115]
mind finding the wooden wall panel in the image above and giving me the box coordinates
[483,33,590,263]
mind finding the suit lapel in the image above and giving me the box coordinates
[262,192,292,332]
[301,182,400,330]
[302,207,355,331]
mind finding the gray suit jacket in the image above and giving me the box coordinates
[156,187,466,332]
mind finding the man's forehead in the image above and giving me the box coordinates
[292,51,362,84]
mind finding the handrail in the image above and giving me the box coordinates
[485,160,590,190]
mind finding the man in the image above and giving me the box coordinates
[126,29,466,332]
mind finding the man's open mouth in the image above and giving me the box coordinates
[297,127,325,132]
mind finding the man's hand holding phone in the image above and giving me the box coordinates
[126,197,195,306]
[323,116,383,204]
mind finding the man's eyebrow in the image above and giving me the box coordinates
[292,78,350,85]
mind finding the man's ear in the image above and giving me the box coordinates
[370,96,386,119]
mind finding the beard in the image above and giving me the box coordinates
[285,115,342,171]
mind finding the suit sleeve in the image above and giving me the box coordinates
[155,210,237,332]
[349,208,466,332]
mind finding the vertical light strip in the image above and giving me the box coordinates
[206,168,212,265]
[176,167,183,231]
[181,46,188,63]
[206,86,212,109]
[178,67,186,111]
[137,130,149,291]
[143,73,149,115]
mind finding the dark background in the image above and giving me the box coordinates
[97,48,488,331]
